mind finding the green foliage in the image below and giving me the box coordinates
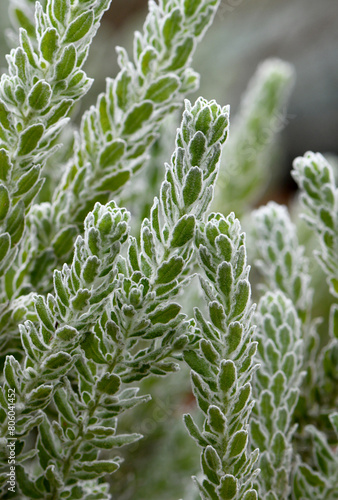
[108,97,229,383]
[249,202,312,323]
[214,59,294,216]
[252,291,303,499]
[0,0,337,499]
[293,418,338,500]
[292,152,338,299]
[184,212,259,499]
[0,0,112,275]
[12,0,223,300]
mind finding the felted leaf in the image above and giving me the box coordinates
[17,123,44,156]
[0,184,10,221]
[54,388,77,424]
[90,433,142,449]
[183,167,203,206]
[228,430,248,458]
[0,233,10,261]
[184,413,208,447]
[28,80,52,111]
[40,28,59,63]
[55,44,76,80]
[64,11,94,44]
[156,256,184,284]
[97,373,121,395]
[218,474,238,499]
[171,215,195,247]
[99,140,125,169]
[218,360,236,393]
[73,460,119,478]
[208,405,226,434]
[149,303,181,324]
[52,226,78,258]
[145,75,180,103]
[122,102,153,135]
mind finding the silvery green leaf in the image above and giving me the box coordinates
[145,75,181,103]
[96,373,121,395]
[89,433,142,449]
[64,11,94,44]
[28,81,52,110]
[15,465,43,499]
[217,474,238,499]
[123,102,154,136]
[17,123,44,156]
[72,460,120,479]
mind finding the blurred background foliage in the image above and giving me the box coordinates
[1,1,337,498]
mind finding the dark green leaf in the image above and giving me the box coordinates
[52,225,78,258]
[189,131,206,166]
[55,325,78,342]
[183,167,202,206]
[209,114,228,146]
[0,149,12,181]
[205,445,222,472]
[42,352,72,373]
[208,405,226,433]
[5,201,24,244]
[99,140,125,169]
[27,385,53,406]
[298,464,326,488]
[39,416,60,459]
[13,166,40,198]
[156,256,184,284]
[166,37,194,71]
[71,288,91,310]
[233,383,251,414]
[233,280,250,317]
[0,233,10,261]
[47,99,73,127]
[183,413,208,447]
[184,350,213,379]
[149,303,181,324]
[16,465,42,499]
[74,460,119,478]
[28,81,52,111]
[54,388,77,424]
[96,169,130,192]
[218,359,236,393]
[35,295,54,331]
[0,101,11,130]
[4,355,22,391]
[209,301,226,330]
